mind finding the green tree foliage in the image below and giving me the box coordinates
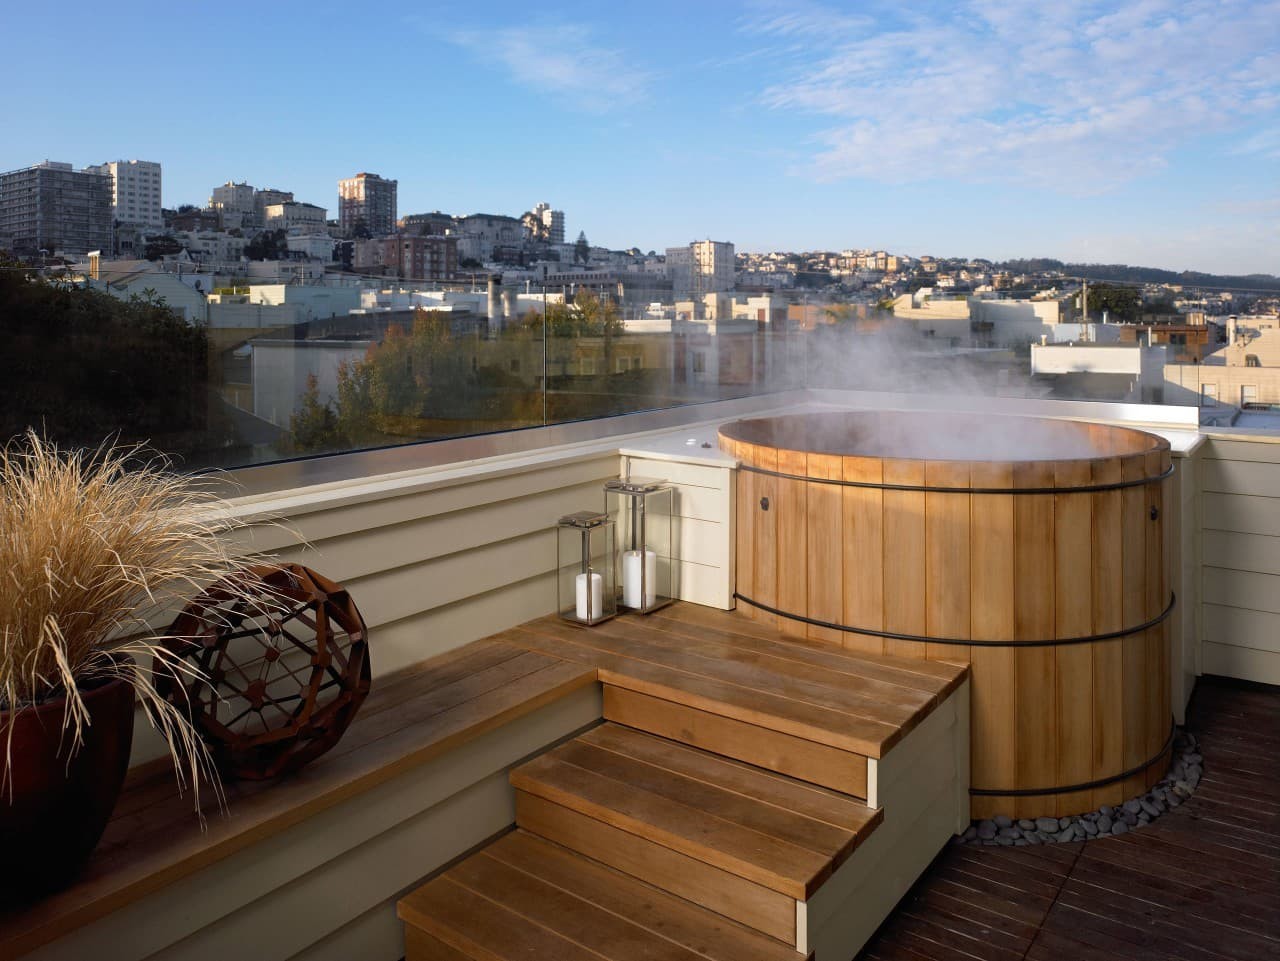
[520,289,622,339]
[1081,283,1141,321]
[0,263,213,454]
[246,229,288,261]
[144,235,184,260]
[288,373,340,453]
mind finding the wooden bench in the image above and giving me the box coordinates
[0,641,598,961]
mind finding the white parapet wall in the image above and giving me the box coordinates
[1199,432,1280,686]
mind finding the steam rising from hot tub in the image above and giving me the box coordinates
[723,410,1134,463]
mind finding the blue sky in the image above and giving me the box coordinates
[4,0,1277,274]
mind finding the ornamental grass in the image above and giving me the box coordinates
[0,431,276,810]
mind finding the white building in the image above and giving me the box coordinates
[456,214,524,262]
[286,232,336,261]
[532,202,565,244]
[208,181,256,230]
[666,239,735,298]
[173,229,248,264]
[263,201,328,233]
[254,188,294,224]
[84,160,163,228]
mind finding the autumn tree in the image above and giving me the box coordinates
[289,373,341,453]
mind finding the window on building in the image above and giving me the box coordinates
[1242,385,1259,407]
[1201,384,1218,407]
[692,351,706,374]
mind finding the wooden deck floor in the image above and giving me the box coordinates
[856,676,1280,961]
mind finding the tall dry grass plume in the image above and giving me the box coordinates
[0,431,275,811]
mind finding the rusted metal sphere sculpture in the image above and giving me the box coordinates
[157,564,370,780]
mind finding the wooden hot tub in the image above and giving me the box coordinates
[720,410,1174,819]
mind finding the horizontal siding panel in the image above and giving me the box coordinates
[670,516,729,571]
[1203,603,1280,654]
[622,456,732,492]
[1202,641,1280,686]
[343,531,554,629]
[1202,566,1280,616]
[270,479,607,585]
[670,557,734,610]
[228,456,621,555]
[668,482,733,523]
[1203,492,1280,537]
[358,573,558,679]
[1203,530,1280,576]
[1201,458,1280,498]
[1203,437,1280,465]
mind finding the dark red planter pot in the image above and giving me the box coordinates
[0,666,135,902]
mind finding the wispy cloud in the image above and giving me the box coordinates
[449,24,651,112]
[739,0,873,41]
[747,0,1280,191]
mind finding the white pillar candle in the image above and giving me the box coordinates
[575,571,603,621]
[622,549,657,609]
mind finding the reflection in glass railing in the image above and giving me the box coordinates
[11,257,1273,474]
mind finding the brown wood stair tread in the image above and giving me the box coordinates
[398,830,807,961]
[502,605,967,759]
[510,723,881,899]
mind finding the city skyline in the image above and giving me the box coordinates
[3,1,1277,274]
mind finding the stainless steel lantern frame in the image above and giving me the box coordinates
[604,478,675,614]
[556,511,617,625]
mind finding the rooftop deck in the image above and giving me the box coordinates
[857,676,1280,961]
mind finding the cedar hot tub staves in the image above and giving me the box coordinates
[720,410,1174,820]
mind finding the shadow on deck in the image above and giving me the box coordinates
[857,676,1280,961]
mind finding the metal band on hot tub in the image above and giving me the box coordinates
[737,461,1175,494]
[968,722,1176,798]
[733,592,1177,648]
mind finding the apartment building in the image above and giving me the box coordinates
[208,181,256,230]
[84,160,163,228]
[0,160,112,255]
[666,239,735,298]
[253,188,294,224]
[532,202,565,244]
[353,234,458,281]
[338,172,397,237]
[262,201,328,233]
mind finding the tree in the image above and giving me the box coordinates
[574,231,590,265]
[289,373,341,453]
[246,229,288,261]
[144,235,183,260]
[1081,283,1140,321]
[0,259,216,456]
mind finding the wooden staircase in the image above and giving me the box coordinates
[399,605,970,960]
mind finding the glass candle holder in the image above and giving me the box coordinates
[604,478,675,614]
[556,511,617,625]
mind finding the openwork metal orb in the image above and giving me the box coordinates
[157,563,371,781]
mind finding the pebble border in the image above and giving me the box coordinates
[955,730,1203,846]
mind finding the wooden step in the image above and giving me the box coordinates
[498,606,967,769]
[603,684,869,797]
[398,830,807,961]
[510,723,880,941]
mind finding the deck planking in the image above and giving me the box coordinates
[504,604,967,759]
[858,676,1280,961]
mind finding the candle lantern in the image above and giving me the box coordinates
[604,478,675,614]
[556,511,617,625]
